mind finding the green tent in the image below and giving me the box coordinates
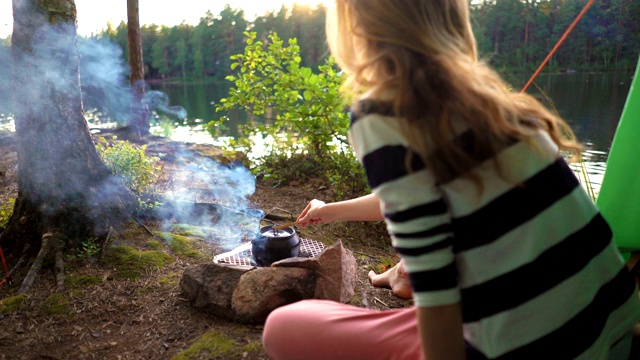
[596,58,640,259]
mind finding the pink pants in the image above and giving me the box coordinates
[262,299,423,360]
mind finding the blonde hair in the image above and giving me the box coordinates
[327,0,581,185]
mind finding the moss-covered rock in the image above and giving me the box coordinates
[42,293,74,317]
[0,293,27,314]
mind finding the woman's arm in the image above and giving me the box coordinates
[296,193,384,225]
[417,303,466,360]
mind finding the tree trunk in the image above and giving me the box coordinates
[127,0,149,138]
[3,0,136,292]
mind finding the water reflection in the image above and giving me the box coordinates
[0,72,634,197]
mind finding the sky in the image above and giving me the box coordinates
[0,0,332,39]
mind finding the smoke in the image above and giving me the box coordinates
[0,45,10,117]
[5,21,258,251]
[78,37,187,125]
[156,148,263,250]
[78,36,131,123]
[145,90,188,121]
[0,24,185,126]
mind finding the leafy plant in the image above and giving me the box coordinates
[95,137,163,210]
[77,237,101,259]
[212,31,350,155]
[210,31,369,199]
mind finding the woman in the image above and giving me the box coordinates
[262,1,640,359]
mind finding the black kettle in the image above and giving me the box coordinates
[251,225,301,267]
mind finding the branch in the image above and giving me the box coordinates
[19,233,52,293]
[100,227,114,261]
[54,235,65,293]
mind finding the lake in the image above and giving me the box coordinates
[0,71,635,196]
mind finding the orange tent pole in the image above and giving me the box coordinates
[521,0,595,93]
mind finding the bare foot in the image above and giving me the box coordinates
[368,260,412,299]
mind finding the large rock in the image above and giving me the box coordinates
[180,239,358,324]
[232,267,315,323]
[316,241,357,302]
[274,240,357,302]
[179,263,247,320]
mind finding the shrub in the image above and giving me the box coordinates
[96,136,162,211]
[210,32,369,199]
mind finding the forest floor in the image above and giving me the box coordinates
[0,134,410,360]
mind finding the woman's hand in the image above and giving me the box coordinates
[296,199,330,226]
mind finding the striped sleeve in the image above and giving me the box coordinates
[349,112,460,307]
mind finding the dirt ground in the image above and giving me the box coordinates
[0,135,409,360]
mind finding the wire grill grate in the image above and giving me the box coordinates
[213,238,326,267]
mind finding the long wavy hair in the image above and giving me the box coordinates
[326,0,582,186]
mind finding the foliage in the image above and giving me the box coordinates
[470,0,640,72]
[214,32,349,156]
[95,136,162,211]
[257,149,368,200]
[76,237,101,259]
[0,198,15,228]
[82,1,639,83]
[211,31,369,199]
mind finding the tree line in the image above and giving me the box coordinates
[95,0,638,82]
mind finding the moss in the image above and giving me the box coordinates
[103,245,173,280]
[42,294,75,317]
[154,232,206,259]
[158,272,180,286]
[0,294,28,314]
[107,269,142,281]
[348,293,364,306]
[146,240,164,250]
[136,288,154,296]
[66,274,102,289]
[171,330,238,360]
[118,226,149,241]
[170,224,207,238]
[241,341,264,354]
[68,289,86,299]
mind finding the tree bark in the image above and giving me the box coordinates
[3,0,136,290]
[127,0,149,138]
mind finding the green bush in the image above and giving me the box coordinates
[210,31,369,200]
[96,137,162,211]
